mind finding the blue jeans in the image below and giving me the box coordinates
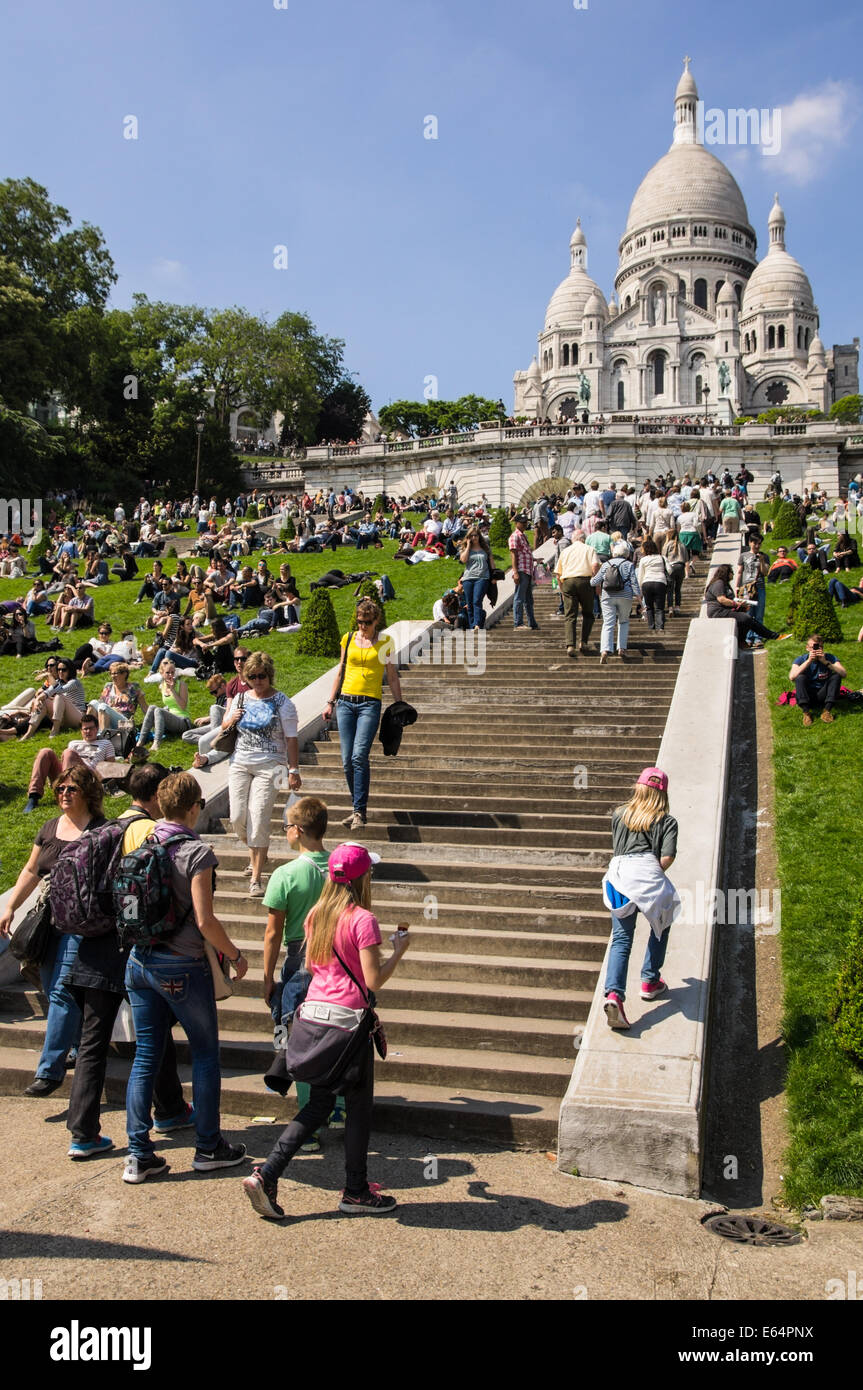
[125,949,222,1157]
[513,572,537,628]
[599,592,633,653]
[337,696,381,815]
[461,576,488,628]
[37,932,83,1080]
[605,909,670,1001]
[745,582,766,640]
[150,647,198,674]
[269,938,311,1027]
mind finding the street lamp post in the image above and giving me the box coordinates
[194,413,206,498]
[702,384,711,423]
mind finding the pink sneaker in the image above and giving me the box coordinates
[604,993,630,1029]
[641,978,668,1002]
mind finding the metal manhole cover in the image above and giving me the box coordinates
[702,1214,803,1246]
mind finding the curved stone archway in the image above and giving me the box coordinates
[518,476,576,508]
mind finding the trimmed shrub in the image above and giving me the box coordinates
[245,503,259,520]
[350,579,386,632]
[489,508,512,547]
[832,904,863,1067]
[280,515,295,542]
[790,568,842,643]
[771,496,784,519]
[786,564,818,625]
[295,588,341,659]
[772,500,803,540]
[371,494,385,516]
[165,545,178,559]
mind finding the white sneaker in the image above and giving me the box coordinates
[249,880,264,897]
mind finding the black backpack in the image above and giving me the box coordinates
[602,560,624,593]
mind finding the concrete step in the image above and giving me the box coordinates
[393,949,598,991]
[0,1002,578,1067]
[0,1045,560,1147]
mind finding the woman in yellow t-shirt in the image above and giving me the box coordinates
[322,598,402,831]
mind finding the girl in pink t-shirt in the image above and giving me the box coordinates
[243,843,410,1221]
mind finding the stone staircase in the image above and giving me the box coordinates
[0,570,705,1148]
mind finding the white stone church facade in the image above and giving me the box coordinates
[513,60,859,423]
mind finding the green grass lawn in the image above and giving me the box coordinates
[0,524,481,890]
[759,517,863,1205]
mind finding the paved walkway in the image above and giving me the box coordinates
[0,1099,856,1301]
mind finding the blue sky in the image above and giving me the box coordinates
[3,0,861,412]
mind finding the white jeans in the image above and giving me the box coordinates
[229,760,281,849]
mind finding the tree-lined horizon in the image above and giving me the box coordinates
[0,178,370,500]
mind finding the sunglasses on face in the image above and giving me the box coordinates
[56,784,80,796]
[249,673,269,681]
[356,618,373,626]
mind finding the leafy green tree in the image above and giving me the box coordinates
[0,400,64,494]
[0,177,115,317]
[829,394,863,424]
[378,395,501,438]
[316,378,371,442]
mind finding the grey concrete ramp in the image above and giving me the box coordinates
[558,534,743,1194]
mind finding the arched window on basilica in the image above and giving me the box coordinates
[778,325,786,349]
[562,344,569,367]
[648,350,666,396]
[571,343,579,364]
[694,278,707,309]
[767,326,776,350]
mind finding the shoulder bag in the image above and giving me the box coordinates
[10,880,54,968]
[284,945,385,1090]
[212,691,244,755]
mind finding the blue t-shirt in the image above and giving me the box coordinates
[795,654,837,689]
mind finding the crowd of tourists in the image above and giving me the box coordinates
[1,463,859,1221]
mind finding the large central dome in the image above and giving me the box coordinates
[625,142,752,233]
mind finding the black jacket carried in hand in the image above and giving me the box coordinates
[379,700,418,756]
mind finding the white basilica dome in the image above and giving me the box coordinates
[624,142,752,234]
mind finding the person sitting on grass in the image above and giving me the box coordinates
[24,710,116,812]
[789,634,846,725]
[53,582,95,633]
[132,659,192,756]
[828,577,863,610]
[766,547,798,583]
[134,559,165,604]
[110,545,139,581]
[20,659,87,740]
[89,662,148,739]
[832,531,860,572]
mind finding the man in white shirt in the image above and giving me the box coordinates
[24,712,116,812]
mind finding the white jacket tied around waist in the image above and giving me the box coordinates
[602,853,681,940]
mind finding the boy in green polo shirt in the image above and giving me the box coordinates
[261,796,343,1146]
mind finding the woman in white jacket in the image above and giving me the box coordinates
[601,768,679,1029]
[636,537,670,632]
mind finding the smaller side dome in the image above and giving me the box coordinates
[527,356,541,381]
[583,290,606,319]
[717,279,737,305]
[808,333,826,362]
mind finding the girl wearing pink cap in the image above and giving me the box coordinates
[601,768,680,1029]
[244,843,410,1220]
